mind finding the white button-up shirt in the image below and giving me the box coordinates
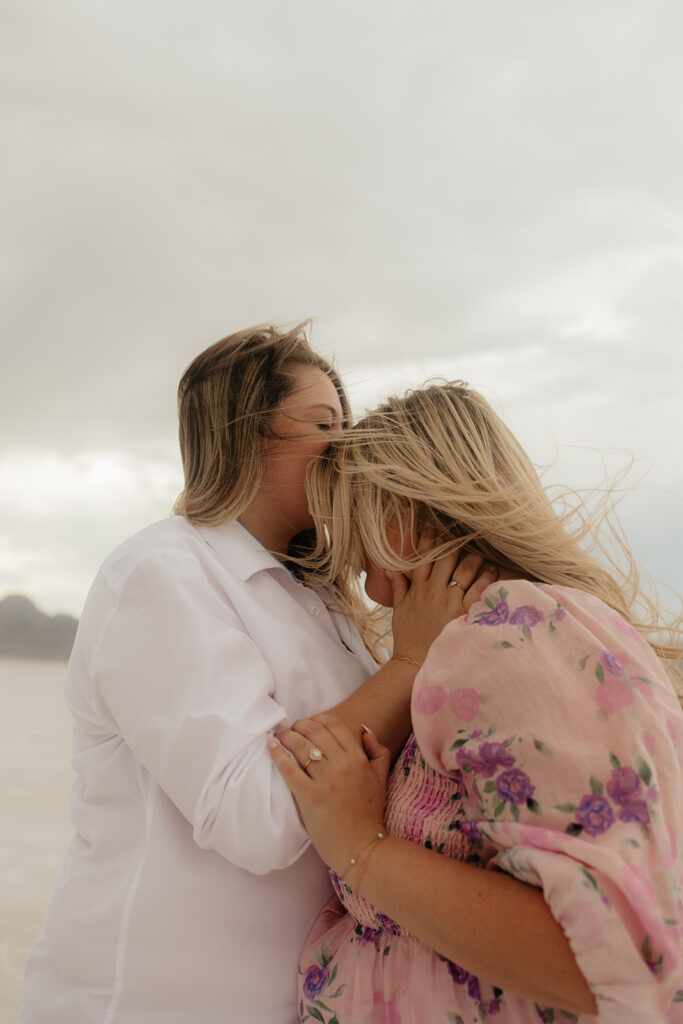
[20,516,376,1024]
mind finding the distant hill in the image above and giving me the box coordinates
[0,595,78,661]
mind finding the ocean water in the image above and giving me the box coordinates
[0,659,73,1024]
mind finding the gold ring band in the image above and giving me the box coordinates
[302,747,324,771]
[448,578,465,591]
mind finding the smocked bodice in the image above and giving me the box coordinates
[329,734,473,935]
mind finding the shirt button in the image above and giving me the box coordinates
[310,606,320,616]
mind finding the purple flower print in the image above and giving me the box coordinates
[575,795,615,836]
[606,767,641,805]
[509,605,545,628]
[456,741,515,778]
[455,747,486,773]
[618,800,651,825]
[330,870,346,903]
[302,964,330,999]
[466,975,482,1003]
[446,960,470,984]
[496,768,535,805]
[479,742,516,773]
[357,925,382,946]
[475,601,509,626]
[604,766,651,825]
[488,999,502,1014]
[375,911,402,935]
[552,607,567,621]
[458,821,482,840]
[400,734,418,775]
[600,650,628,677]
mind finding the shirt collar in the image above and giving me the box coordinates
[193,518,292,582]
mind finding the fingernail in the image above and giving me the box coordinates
[267,737,280,750]
[361,724,374,735]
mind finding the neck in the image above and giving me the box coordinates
[238,502,297,562]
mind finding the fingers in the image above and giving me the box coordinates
[276,726,323,768]
[293,712,359,752]
[409,525,436,582]
[361,728,392,784]
[426,544,464,589]
[445,551,488,590]
[277,714,359,778]
[361,727,390,763]
[461,563,499,611]
[386,569,409,606]
[268,736,310,794]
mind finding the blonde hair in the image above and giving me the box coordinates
[173,322,378,650]
[305,381,683,690]
[174,321,350,524]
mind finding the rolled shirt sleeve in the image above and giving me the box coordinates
[90,551,309,874]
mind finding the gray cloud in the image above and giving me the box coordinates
[1,0,682,610]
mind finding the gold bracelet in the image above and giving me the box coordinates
[353,832,386,896]
[341,831,385,881]
[391,655,423,669]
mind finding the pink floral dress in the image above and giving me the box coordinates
[297,581,683,1024]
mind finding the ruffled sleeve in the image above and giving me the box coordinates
[412,579,683,1024]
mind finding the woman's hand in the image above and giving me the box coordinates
[390,537,498,665]
[269,715,390,875]
[271,717,599,1017]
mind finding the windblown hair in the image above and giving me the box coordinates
[173,322,380,651]
[174,321,350,524]
[305,381,683,692]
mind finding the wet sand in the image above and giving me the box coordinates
[0,660,73,1023]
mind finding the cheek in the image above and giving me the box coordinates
[385,520,402,552]
[385,519,417,558]
[266,437,328,484]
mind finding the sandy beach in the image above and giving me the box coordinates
[0,659,73,1024]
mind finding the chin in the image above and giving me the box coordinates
[364,579,394,608]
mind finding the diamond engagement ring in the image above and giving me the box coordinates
[302,747,324,771]
[448,578,465,591]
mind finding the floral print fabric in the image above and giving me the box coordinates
[297,581,683,1023]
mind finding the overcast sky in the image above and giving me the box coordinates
[1,0,682,617]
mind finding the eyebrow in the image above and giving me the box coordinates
[308,403,342,420]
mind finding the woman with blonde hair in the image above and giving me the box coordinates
[19,333,492,1024]
[271,381,683,1024]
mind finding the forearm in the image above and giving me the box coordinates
[326,659,416,759]
[352,836,598,1016]
[320,552,498,758]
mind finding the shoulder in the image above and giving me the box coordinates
[96,516,211,595]
[75,518,218,637]
[431,577,652,672]
[423,577,588,668]
[413,580,682,815]
[416,577,673,731]
[467,577,602,628]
